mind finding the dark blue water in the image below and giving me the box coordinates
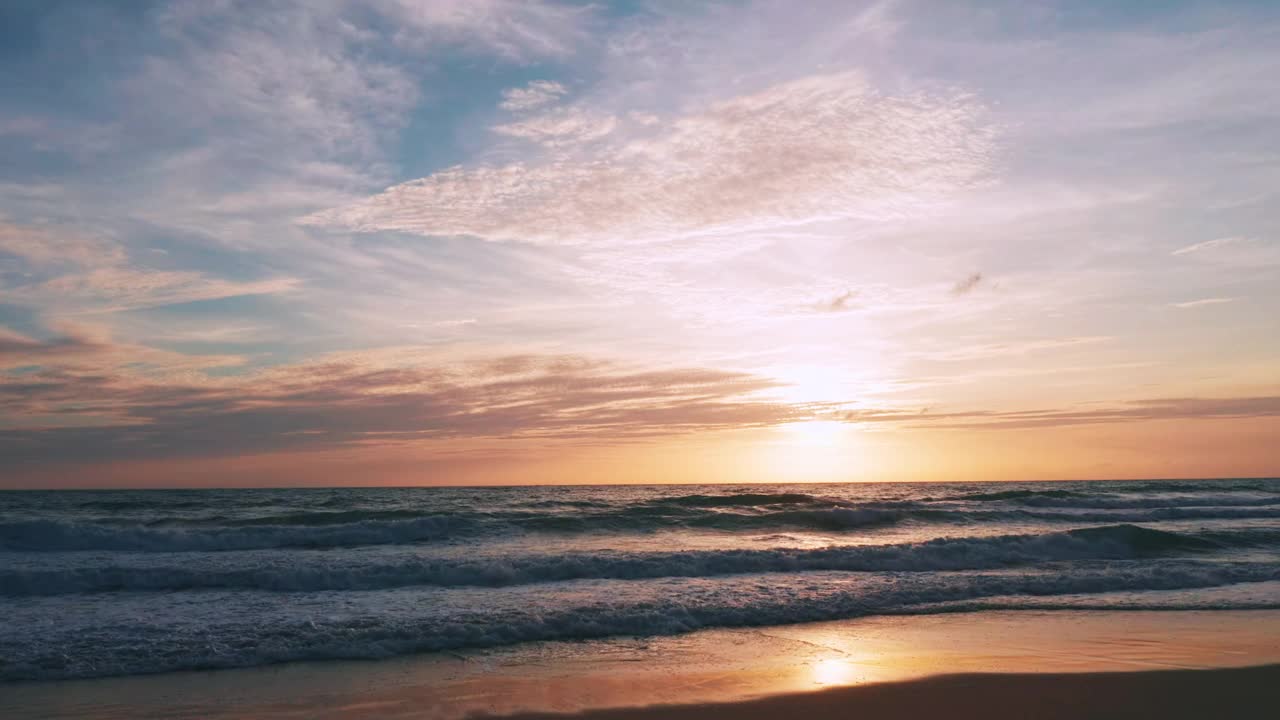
[2,479,1278,682]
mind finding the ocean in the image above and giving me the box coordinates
[2,479,1279,683]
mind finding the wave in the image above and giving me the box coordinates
[6,524,1273,596]
[223,509,440,526]
[953,489,1088,502]
[5,560,1277,682]
[649,492,845,508]
[0,515,468,552]
[690,506,902,530]
[7,498,1280,551]
[1018,506,1280,522]
[953,490,1280,509]
[1101,480,1279,494]
[63,496,289,512]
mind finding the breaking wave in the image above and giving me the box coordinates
[4,525,1273,596]
[4,560,1277,682]
[6,502,1280,552]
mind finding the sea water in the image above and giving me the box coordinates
[2,478,1278,682]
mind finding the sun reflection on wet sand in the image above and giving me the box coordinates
[6,611,1280,720]
[810,658,857,686]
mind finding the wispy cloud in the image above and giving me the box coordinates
[8,340,1274,468]
[951,272,984,296]
[1172,237,1248,256]
[1169,236,1279,267]
[0,222,124,268]
[306,71,996,245]
[0,222,297,314]
[809,290,859,314]
[1173,297,1234,309]
[0,325,108,363]
[913,336,1113,363]
[492,107,619,147]
[0,352,801,462]
[0,321,244,376]
[499,80,569,111]
[383,0,595,61]
[850,395,1280,431]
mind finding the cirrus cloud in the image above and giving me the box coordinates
[305,71,997,245]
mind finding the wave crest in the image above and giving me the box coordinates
[4,524,1267,596]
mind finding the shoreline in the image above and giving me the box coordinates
[491,664,1280,720]
[4,609,1280,719]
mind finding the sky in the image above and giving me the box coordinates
[1,0,1277,488]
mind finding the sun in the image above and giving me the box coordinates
[782,420,850,446]
[755,420,863,482]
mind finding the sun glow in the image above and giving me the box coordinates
[756,420,863,482]
[782,420,850,446]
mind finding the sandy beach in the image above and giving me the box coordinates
[4,609,1279,719]
[492,665,1280,720]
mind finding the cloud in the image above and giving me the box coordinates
[951,272,983,296]
[0,321,245,378]
[0,222,297,313]
[852,395,1280,431]
[0,223,124,268]
[799,289,860,314]
[914,336,1112,363]
[306,71,996,245]
[0,352,804,464]
[140,1,419,170]
[1173,297,1234,309]
[500,80,569,111]
[383,0,594,61]
[26,269,298,313]
[0,325,107,363]
[5,0,596,249]
[1168,236,1280,267]
[492,108,619,147]
[5,340,1275,468]
[1172,237,1247,256]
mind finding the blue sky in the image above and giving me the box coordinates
[1,0,1278,486]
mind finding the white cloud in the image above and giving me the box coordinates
[1173,297,1234,309]
[913,336,1113,363]
[0,222,297,314]
[78,0,600,246]
[382,0,594,61]
[500,80,569,111]
[307,71,996,245]
[494,108,613,146]
[0,222,124,268]
[1169,236,1280,267]
[27,269,299,313]
[1172,237,1248,256]
[492,107,618,147]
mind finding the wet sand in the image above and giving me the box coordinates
[492,665,1280,720]
[4,610,1279,719]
